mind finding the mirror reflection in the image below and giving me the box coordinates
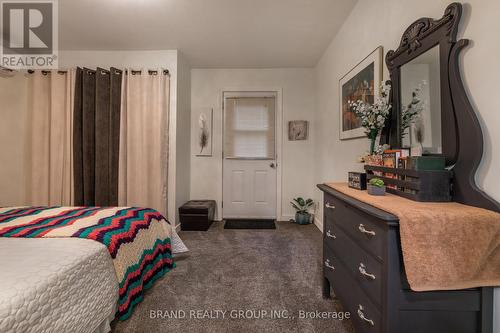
[400,45,442,154]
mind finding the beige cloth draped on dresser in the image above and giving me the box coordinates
[118,71,170,217]
[26,70,75,206]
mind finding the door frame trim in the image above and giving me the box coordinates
[220,88,283,221]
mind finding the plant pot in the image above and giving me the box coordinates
[295,212,311,225]
[367,184,386,196]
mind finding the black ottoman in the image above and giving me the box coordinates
[179,200,216,231]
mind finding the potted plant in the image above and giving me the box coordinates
[291,197,314,225]
[367,178,386,196]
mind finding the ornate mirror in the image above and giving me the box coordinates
[382,2,499,212]
[399,45,442,154]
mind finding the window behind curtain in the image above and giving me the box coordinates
[224,97,276,159]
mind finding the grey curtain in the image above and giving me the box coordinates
[74,67,122,206]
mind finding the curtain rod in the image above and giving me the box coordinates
[2,67,170,77]
[26,69,170,76]
[27,70,68,75]
[0,65,16,77]
[116,69,170,76]
[0,65,15,72]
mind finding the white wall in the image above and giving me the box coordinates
[190,68,316,220]
[313,0,500,329]
[0,73,28,206]
[175,52,192,225]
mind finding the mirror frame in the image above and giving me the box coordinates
[382,2,499,212]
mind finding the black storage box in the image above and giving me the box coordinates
[348,172,367,190]
[179,200,216,231]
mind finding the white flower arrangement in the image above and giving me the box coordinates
[348,81,392,154]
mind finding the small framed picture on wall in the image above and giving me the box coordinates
[288,120,309,141]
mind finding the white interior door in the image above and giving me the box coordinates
[223,94,277,219]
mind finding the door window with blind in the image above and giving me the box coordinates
[224,97,276,159]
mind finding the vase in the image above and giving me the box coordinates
[369,137,376,155]
[367,184,386,196]
[295,212,311,225]
[368,129,379,154]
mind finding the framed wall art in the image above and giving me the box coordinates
[195,107,213,156]
[339,46,383,140]
[288,120,309,141]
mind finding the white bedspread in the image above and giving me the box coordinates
[0,238,118,333]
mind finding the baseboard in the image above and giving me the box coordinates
[314,216,323,233]
[211,216,321,229]
[280,214,294,222]
[211,214,324,231]
[219,216,293,222]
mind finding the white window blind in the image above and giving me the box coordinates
[224,97,276,159]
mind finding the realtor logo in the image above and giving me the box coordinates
[1,0,58,69]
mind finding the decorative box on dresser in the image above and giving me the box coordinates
[318,184,493,333]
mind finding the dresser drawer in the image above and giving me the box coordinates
[329,226,383,306]
[324,193,385,260]
[323,246,382,333]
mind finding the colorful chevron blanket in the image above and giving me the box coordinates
[0,206,175,320]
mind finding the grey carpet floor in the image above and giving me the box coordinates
[111,221,355,333]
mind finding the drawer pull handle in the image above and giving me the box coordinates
[326,230,336,239]
[357,305,375,326]
[324,259,335,270]
[325,202,336,209]
[358,263,376,280]
[358,224,376,237]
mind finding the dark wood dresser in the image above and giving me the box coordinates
[318,184,493,333]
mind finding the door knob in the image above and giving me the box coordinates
[270,162,276,168]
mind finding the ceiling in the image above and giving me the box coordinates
[59,0,357,68]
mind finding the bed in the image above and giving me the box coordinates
[0,238,118,333]
[0,206,185,333]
